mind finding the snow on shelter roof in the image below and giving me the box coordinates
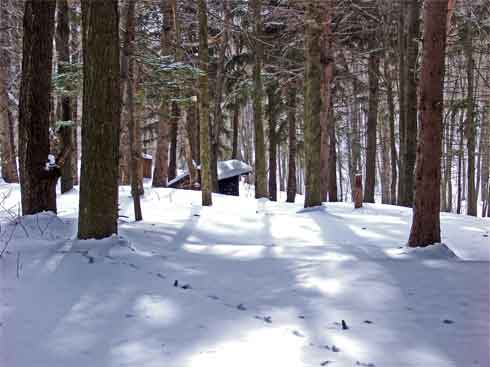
[167,160,252,186]
[216,160,252,180]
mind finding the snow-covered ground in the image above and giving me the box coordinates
[0,181,489,367]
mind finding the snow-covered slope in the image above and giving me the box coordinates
[0,182,489,367]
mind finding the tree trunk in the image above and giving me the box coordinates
[78,0,121,239]
[152,0,174,187]
[464,17,477,216]
[397,0,407,205]
[384,57,397,205]
[0,0,18,183]
[401,0,422,207]
[286,85,297,203]
[231,103,239,159]
[122,0,142,221]
[408,0,448,247]
[56,0,75,194]
[18,1,57,215]
[267,82,279,201]
[304,2,322,208]
[251,0,267,199]
[364,44,380,203]
[328,99,338,201]
[198,0,212,206]
[319,1,334,203]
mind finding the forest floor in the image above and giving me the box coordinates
[0,181,489,367]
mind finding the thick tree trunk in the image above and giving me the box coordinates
[18,1,57,215]
[401,0,422,207]
[408,0,448,247]
[304,2,322,208]
[286,85,297,203]
[0,0,18,183]
[364,45,380,203]
[78,0,121,239]
[251,0,267,199]
[168,102,178,181]
[198,0,212,206]
[56,0,75,194]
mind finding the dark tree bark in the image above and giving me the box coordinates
[168,102,178,181]
[328,100,338,202]
[0,0,18,183]
[267,82,279,201]
[408,0,448,247]
[211,0,230,192]
[231,103,240,159]
[384,56,398,204]
[78,0,121,239]
[18,1,57,215]
[400,0,422,207]
[364,43,380,203]
[198,0,212,206]
[286,85,297,203]
[464,16,477,216]
[320,0,334,203]
[304,1,322,208]
[56,0,75,194]
[123,0,142,221]
[251,0,268,199]
[152,0,174,188]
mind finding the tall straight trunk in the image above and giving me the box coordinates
[364,45,380,203]
[168,102,178,181]
[397,0,407,205]
[380,113,391,204]
[408,0,448,247]
[304,2,322,208]
[464,18,477,216]
[251,0,267,199]
[328,99,338,201]
[457,110,464,214]
[78,0,121,239]
[286,85,297,203]
[385,58,397,205]
[481,104,490,216]
[0,0,18,183]
[18,1,57,215]
[56,0,75,194]
[278,143,285,192]
[446,108,457,212]
[267,82,279,201]
[319,1,334,202]
[152,0,174,187]
[123,0,142,221]
[231,103,240,159]
[401,0,422,207]
[70,1,79,186]
[211,0,230,192]
[184,106,198,185]
[337,132,343,201]
[118,1,130,185]
[198,0,212,206]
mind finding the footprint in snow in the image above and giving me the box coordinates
[255,315,272,323]
[207,295,220,300]
[356,361,376,367]
[292,330,304,337]
[236,303,247,311]
[320,361,333,366]
[443,319,454,324]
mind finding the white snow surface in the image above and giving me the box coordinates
[0,181,489,367]
[168,160,252,186]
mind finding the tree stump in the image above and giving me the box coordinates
[354,173,363,208]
